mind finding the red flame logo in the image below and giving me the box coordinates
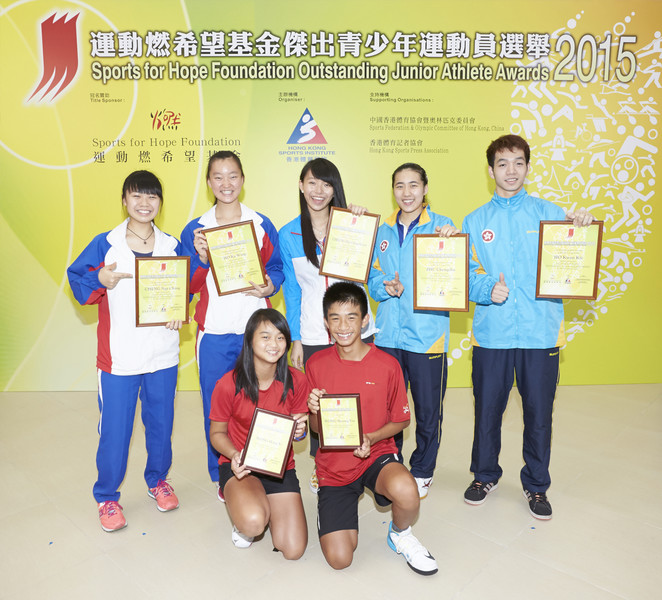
[28,12,80,103]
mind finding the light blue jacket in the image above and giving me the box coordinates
[462,188,566,349]
[368,206,455,354]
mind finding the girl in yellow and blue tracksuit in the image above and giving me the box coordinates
[367,163,456,495]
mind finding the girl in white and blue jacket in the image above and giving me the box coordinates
[68,170,183,532]
[279,159,376,370]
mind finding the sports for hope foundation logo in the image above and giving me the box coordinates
[27,11,80,103]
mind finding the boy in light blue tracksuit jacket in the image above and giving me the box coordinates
[461,134,594,519]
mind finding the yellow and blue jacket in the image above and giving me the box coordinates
[368,206,455,354]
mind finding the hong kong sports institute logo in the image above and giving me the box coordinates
[27,12,80,104]
[287,108,327,144]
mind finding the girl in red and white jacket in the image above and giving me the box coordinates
[68,170,184,532]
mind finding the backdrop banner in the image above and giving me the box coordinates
[1,0,660,390]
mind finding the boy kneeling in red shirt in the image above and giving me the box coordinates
[306,282,437,575]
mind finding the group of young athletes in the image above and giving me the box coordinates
[68,134,594,576]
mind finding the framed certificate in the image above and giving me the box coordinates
[203,221,266,296]
[318,394,363,451]
[135,256,190,327]
[413,234,469,312]
[240,408,297,479]
[536,221,604,299]
[319,207,380,284]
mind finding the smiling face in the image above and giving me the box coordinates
[393,168,428,225]
[488,148,530,198]
[324,301,369,349]
[122,190,161,224]
[207,158,244,205]
[251,320,288,368]
[299,170,335,214]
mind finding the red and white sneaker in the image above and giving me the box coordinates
[148,480,179,512]
[415,476,433,499]
[98,501,127,532]
[216,482,226,503]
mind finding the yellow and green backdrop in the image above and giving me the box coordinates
[1,0,660,390]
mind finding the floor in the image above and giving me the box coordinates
[0,384,660,600]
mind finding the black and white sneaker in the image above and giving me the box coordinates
[523,489,552,520]
[464,480,498,505]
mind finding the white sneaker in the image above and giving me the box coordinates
[309,468,319,494]
[231,525,253,549]
[415,476,433,499]
[387,521,438,576]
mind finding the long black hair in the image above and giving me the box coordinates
[299,158,348,268]
[234,308,293,404]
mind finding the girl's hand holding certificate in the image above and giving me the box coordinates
[230,450,251,480]
[435,224,459,237]
[192,227,209,263]
[293,414,308,440]
[244,273,275,298]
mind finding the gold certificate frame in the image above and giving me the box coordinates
[203,221,266,296]
[319,207,380,284]
[318,394,363,451]
[240,408,296,479]
[536,221,604,300]
[413,234,469,312]
[135,256,190,327]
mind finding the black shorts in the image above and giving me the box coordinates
[317,453,400,538]
[219,463,301,495]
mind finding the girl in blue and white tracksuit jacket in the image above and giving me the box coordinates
[180,151,283,484]
[67,170,182,526]
[279,159,376,370]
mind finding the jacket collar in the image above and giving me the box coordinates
[385,203,432,227]
[198,203,262,229]
[491,188,528,208]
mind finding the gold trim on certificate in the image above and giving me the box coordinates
[241,408,296,479]
[203,221,266,296]
[536,221,604,300]
[318,394,363,451]
[135,256,190,327]
[319,207,380,284]
[413,234,469,312]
